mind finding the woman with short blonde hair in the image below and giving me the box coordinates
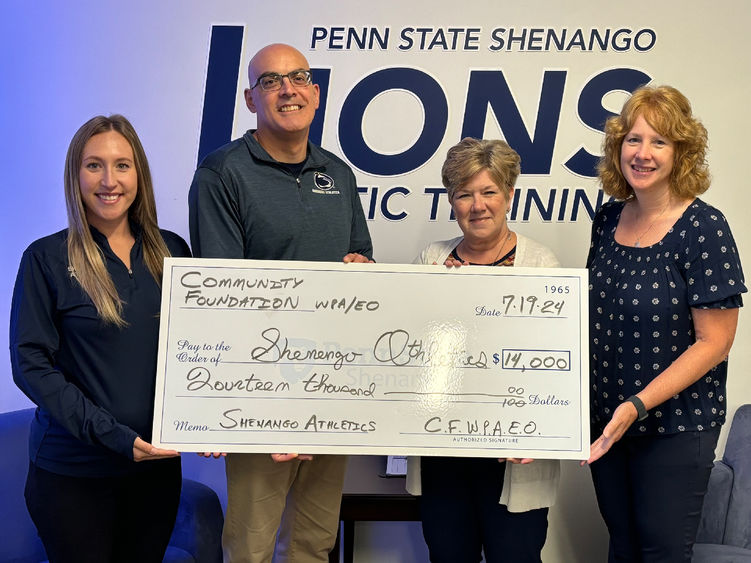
[409,137,560,563]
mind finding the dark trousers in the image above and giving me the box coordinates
[25,458,181,563]
[420,456,548,563]
[590,428,719,563]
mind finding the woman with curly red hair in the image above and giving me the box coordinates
[584,85,746,561]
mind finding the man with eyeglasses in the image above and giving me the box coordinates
[188,43,373,563]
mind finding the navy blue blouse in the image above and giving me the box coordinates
[10,226,190,477]
[587,199,746,436]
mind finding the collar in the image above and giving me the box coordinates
[242,129,330,170]
[88,220,143,247]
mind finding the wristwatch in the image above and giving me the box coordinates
[626,395,648,421]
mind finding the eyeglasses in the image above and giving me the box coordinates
[251,69,313,91]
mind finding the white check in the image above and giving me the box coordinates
[152,258,589,459]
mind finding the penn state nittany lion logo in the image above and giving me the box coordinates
[314,172,335,190]
[312,172,339,194]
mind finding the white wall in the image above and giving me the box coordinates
[2,2,749,561]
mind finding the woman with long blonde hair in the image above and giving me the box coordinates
[10,115,190,563]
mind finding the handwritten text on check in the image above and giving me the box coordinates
[152,259,589,459]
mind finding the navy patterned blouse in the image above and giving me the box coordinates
[587,198,746,436]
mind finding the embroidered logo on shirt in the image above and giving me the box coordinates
[311,172,340,194]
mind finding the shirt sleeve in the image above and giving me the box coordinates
[347,168,374,260]
[683,207,747,308]
[538,246,561,268]
[412,239,457,266]
[413,246,430,265]
[9,248,137,459]
[188,165,246,259]
[586,205,611,269]
[163,231,192,258]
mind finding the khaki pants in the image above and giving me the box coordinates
[222,453,347,563]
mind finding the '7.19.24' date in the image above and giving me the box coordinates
[475,295,565,317]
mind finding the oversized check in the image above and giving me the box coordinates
[152,258,589,459]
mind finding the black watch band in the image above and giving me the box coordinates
[626,395,648,421]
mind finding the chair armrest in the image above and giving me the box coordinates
[0,408,48,562]
[692,542,751,562]
[696,460,733,544]
[168,478,224,563]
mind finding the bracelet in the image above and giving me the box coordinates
[625,395,648,421]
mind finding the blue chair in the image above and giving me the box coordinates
[693,404,751,562]
[0,408,224,563]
